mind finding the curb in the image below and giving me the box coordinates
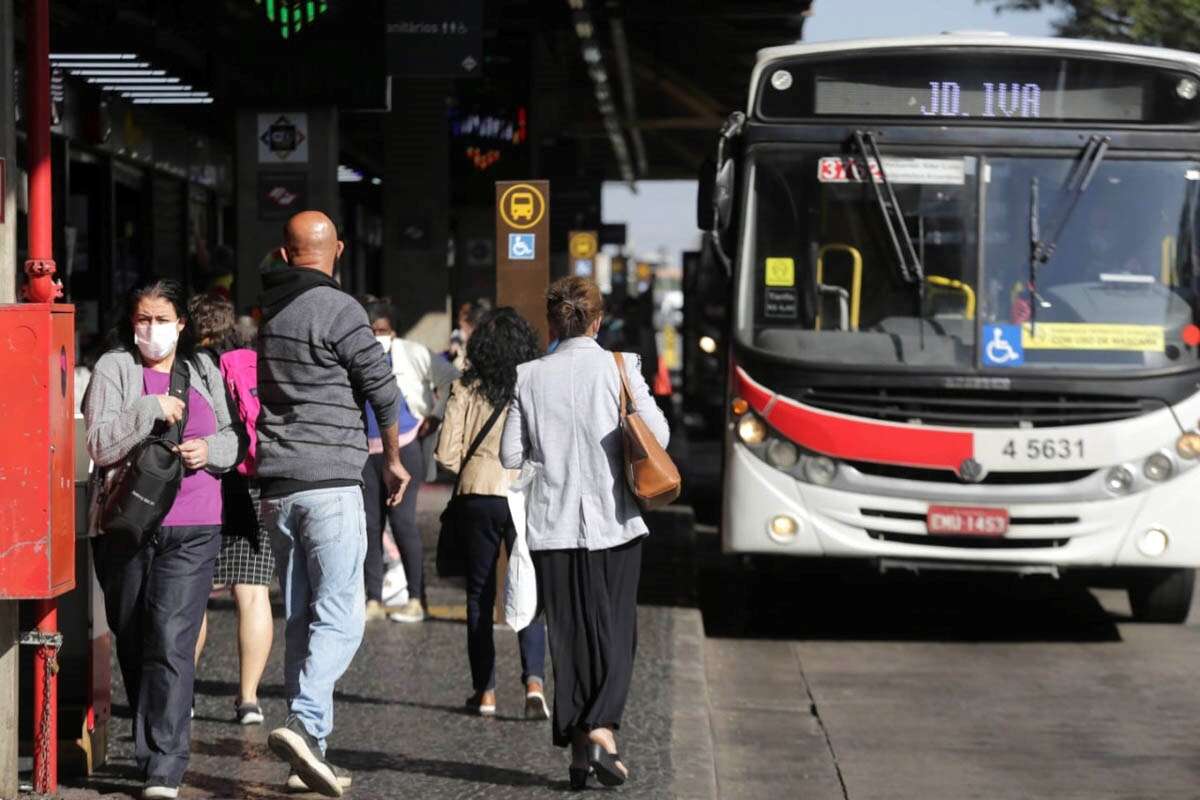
[668,607,718,800]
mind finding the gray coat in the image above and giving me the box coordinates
[83,348,243,471]
[500,336,669,551]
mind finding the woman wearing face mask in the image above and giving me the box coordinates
[84,279,243,800]
[359,298,460,623]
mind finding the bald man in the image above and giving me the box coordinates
[256,211,409,797]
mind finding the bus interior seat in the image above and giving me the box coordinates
[756,329,904,364]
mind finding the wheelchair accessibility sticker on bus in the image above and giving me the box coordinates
[982,324,1024,367]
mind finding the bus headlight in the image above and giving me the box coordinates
[737,414,767,445]
[699,335,718,354]
[1178,77,1199,100]
[1105,465,1135,495]
[1143,452,1174,482]
[766,439,799,469]
[803,455,838,486]
[1177,431,1200,459]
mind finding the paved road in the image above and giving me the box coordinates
[700,554,1200,799]
[58,487,707,800]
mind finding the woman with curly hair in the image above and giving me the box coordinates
[435,307,548,720]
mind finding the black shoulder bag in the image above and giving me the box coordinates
[436,402,506,578]
[98,358,190,545]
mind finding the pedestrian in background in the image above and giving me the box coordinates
[435,307,548,720]
[84,278,243,800]
[362,297,459,624]
[189,292,274,727]
[447,298,492,372]
[501,277,669,790]
[257,211,409,798]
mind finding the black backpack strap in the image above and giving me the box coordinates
[451,400,505,495]
[164,357,191,445]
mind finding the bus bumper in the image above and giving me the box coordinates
[722,442,1200,568]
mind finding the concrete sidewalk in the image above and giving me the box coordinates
[58,486,714,799]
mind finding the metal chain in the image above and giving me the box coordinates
[20,630,62,795]
[35,643,58,793]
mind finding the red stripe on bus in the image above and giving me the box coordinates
[734,367,775,413]
[735,367,973,470]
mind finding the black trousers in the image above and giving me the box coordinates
[92,525,221,786]
[533,537,642,748]
[460,495,546,692]
[362,440,425,602]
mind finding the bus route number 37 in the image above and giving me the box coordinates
[1002,437,1085,461]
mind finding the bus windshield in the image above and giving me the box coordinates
[740,147,1200,372]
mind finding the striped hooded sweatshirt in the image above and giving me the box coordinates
[255,265,401,498]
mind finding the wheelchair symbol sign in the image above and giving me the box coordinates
[982,324,1024,367]
[508,233,536,261]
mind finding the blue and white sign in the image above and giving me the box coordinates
[982,324,1024,367]
[508,233,535,261]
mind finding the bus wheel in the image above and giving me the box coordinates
[1127,568,1195,623]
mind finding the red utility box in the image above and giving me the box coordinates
[0,304,76,599]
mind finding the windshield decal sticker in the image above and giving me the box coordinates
[764,288,799,319]
[817,156,966,185]
[765,257,796,287]
[1022,323,1165,352]
[982,324,1024,367]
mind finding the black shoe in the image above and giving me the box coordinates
[268,716,343,798]
[588,743,627,787]
[569,765,591,791]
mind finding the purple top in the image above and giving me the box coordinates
[143,368,222,527]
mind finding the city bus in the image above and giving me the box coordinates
[700,33,1200,622]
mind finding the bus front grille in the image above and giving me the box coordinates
[799,386,1154,428]
[866,531,1069,549]
[847,460,1096,485]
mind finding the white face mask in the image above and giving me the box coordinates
[376,334,394,352]
[135,322,180,361]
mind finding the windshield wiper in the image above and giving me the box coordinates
[851,130,925,288]
[1027,135,1111,328]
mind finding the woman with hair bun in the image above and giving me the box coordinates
[500,276,669,790]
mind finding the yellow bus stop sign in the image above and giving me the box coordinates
[569,230,598,260]
[499,183,547,230]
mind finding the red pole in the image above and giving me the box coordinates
[26,0,61,793]
[25,0,61,302]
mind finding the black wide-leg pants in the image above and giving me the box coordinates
[92,525,221,786]
[532,537,642,748]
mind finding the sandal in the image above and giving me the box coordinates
[587,742,627,787]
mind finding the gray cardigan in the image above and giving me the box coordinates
[83,348,244,472]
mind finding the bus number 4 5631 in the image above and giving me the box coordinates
[1002,438,1085,460]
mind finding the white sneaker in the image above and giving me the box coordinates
[388,599,425,623]
[143,784,178,799]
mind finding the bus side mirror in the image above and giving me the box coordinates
[715,159,736,233]
[697,158,716,231]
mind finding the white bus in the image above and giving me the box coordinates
[701,33,1200,621]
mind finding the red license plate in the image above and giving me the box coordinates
[926,505,1009,536]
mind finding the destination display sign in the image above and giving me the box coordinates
[758,53,1200,125]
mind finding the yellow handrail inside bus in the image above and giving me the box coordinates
[925,274,976,320]
[816,243,863,331]
[1162,235,1177,285]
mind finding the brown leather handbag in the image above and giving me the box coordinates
[614,352,681,510]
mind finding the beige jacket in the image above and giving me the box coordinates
[435,380,518,497]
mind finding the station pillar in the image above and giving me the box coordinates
[0,0,16,792]
[234,109,340,313]
[382,78,452,350]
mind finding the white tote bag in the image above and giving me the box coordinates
[504,464,539,631]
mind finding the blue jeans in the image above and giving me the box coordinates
[261,487,367,751]
[460,495,546,692]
